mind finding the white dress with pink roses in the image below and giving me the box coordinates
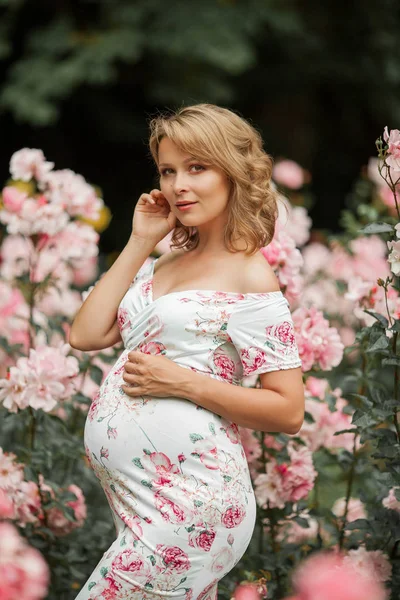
[77,257,301,600]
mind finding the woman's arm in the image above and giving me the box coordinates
[69,234,154,352]
[175,367,304,434]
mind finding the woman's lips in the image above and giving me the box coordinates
[176,202,198,211]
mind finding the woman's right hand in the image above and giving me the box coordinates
[132,189,177,245]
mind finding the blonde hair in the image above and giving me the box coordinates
[148,103,278,256]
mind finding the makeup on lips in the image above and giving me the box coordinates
[176,202,198,211]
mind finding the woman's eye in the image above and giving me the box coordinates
[190,164,205,173]
[160,168,173,176]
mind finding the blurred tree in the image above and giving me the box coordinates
[0,0,399,245]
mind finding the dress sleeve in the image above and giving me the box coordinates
[226,293,302,377]
[131,257,155,285]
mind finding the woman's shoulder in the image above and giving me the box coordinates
[240,252,280,294]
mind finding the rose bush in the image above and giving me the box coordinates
[0,136,399,599]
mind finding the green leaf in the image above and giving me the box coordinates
[89,364,104,385]
[189,433,204,443]
[100,566,108,577]
[208,422,216,435]
[141,480,152,488]
[382,357,400,367]
[365,335,389,353]
[132,457,144,469]
[358,222,394,234]
[363,310,388,328]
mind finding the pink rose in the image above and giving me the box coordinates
[111,549,151,585]
[221,504,246,529]
[157,544,190,573]
[275,321,296,345]
[188,527,216,552]
[273,159,305,189]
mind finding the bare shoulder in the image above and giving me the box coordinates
[241,253,281,294]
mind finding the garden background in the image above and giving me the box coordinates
[0,1,400,600]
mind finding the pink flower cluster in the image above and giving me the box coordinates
[332,497,367,524]
[301,236,394,328]
[261,221,304,304]
[292,306,344,372]
[0,447,87,536]
[383,126,400,173]
[299,378,358,453]
[0,522,49,600]
[0,343,79,413]
[253,442,317,509]
[284,550,386,600]
[0,149,103,236]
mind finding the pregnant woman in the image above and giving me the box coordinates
[69,104,304,600]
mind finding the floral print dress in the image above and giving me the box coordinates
[77,257,301,600]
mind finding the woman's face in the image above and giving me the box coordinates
[157,137,231,226]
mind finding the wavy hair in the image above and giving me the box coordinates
[148,104,279,256]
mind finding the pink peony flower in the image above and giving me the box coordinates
[286,550,386,600]
[344,547,392,583]
[292,306,344,372]
[273,159,305,189]
[382,487,400,512]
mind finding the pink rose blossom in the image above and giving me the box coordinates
[0,343,79,413]
[383,126,400,172]
[0,488,14,519]
[221,503,246,528]
[286,550,386,600]
[305,376,329,400]
[344,547,392,583]
[254,442,316,509]
[41,168,103,220]
[382,487,400,512]
[261,221,304,303]
[332,497,367,522]
[10,148,54,182]
[292,306,344,372]
[2,186,28,213]
[156,544,191,572]
[279,203,312,247]
[188,525,216,552]
[273,159,305,189]
[0,522,49,600]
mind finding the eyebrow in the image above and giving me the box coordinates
[158,157,197,168]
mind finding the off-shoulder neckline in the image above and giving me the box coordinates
[148,257,283,304]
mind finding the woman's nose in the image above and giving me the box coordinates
[172,171,189,195]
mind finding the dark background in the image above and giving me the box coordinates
[1,0,399,252]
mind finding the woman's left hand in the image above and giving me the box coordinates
[121,350,188,399]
